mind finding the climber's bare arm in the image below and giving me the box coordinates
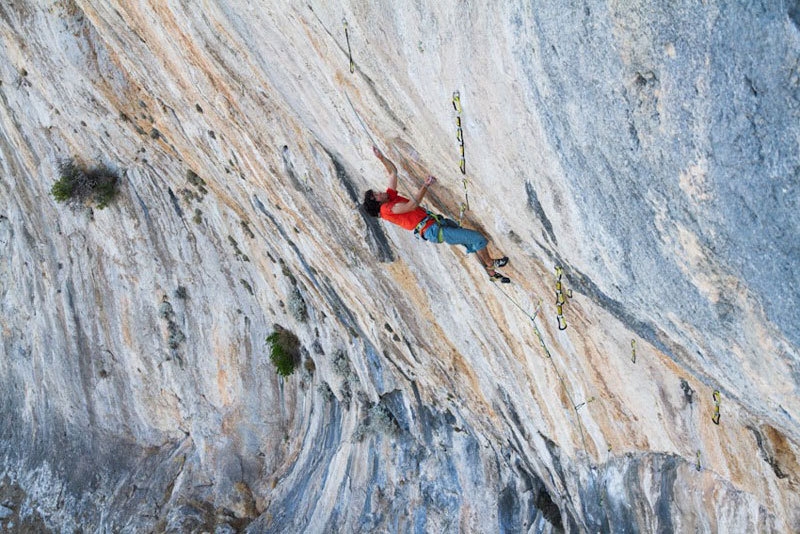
[373,146,397,191]
[391,176,437,214]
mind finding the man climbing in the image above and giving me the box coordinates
[362,146,510,283]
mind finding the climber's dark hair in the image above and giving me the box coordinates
[362,190,381,217]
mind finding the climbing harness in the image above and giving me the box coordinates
[413,211,445,243]
[343,19,354,73]
[631,339,637,363]
[711,389,721,425]
[555,266,572,330]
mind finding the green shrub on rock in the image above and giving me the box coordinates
[51,158,120,209]
[267,326,301,377]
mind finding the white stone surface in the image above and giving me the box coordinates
[1,1,798,532]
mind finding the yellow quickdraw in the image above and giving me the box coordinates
[555,266,572,330]
[343,19,354,73]
[457,202,467,226]
[453,91,466,175]
[574,396,596,410]
[452,91,463,113]
[712,389,721,425]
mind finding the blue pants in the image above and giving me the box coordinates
[422,221,487,253]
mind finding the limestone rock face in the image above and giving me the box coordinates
[1,1,799,532]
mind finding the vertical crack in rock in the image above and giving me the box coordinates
[679,378,695,405]
[378,390,411,433]
[280,145,305,191]
[360,73,408,133]
[254,398,344,533]
[748,425,791,480]
[498,485,520,532]
[492,390,568,531]
[167,187,183,218]
[524,181,557,246]
[790,3,800,30]
[251,194,318,286]
[321,147,394,263]
[63,278,98,432]
[654,455,679,533]
[564,266,670,356]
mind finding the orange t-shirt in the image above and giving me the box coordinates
[380,188,429,231]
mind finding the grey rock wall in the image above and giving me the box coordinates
[0,1,798,532]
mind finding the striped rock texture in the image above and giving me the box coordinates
[1,1,798,532]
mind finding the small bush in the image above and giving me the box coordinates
[332,350,351,378]
[267,327,301,377]
[369,403,400,435]
[317,382,334,402]
[186,169,207,194]
[158,300,173,319]
[51,158,120,209]
[168,328,186,349]
[287,287,307,322]
[339,380,352,406]
[353,419,370,442]
[51,174,75,202]
[352,402,399,442]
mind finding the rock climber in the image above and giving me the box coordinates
[362,146,510,283]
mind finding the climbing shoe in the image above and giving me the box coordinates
[488,271,511,284]
[492,257,509,268]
